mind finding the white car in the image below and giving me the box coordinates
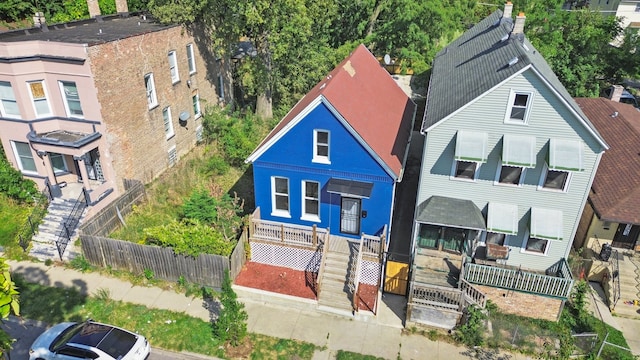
[29,320,150,360]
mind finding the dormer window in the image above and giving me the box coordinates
[505,90,533,124]
[313,129,330,164]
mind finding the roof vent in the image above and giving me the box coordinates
[508,57,519,67]
[500,33,509,42]
[611,111,619,118]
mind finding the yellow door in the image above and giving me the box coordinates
[384,260,409,295]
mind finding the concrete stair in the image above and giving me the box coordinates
[30,197,84,262]
[317,250,354,316]
[611,252,640,318]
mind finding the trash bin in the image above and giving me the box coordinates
[600,243,612,262]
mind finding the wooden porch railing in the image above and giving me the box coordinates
[351,234,365,312]
[250,218,328,248]
[459,278,486,308]
[315,236,331,297]
[361,225,387,259]
[463,259,574,299]
[408,281,465,311]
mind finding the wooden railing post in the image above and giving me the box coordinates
[281,224,285,242]
[312,225,317,247]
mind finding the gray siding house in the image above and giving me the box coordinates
[407,5,608,328]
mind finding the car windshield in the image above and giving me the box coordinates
[50,323,85,352]
[50,321,138,358]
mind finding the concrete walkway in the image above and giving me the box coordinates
[6,260,534,360]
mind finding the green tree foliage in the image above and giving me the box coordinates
[0,258,20,357]
[143,219,235,257]
[0,0,35,23]
[49,0,89,23]
[213,270,247,346]
[0,148,38,204]
[181,188,244,240]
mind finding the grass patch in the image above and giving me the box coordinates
[248,333,317,359]
[335,351,386,360]
[15,275,319,359]
[0,194,38,259]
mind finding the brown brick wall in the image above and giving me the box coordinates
[476,285,564,321]
[88,24,218,193]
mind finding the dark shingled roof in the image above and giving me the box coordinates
[0,14,174,46]
[415,196,486,230]
[575,98,640,225]
[422,9,596,135]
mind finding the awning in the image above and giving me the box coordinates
[487,202,519,235]
[502,134,536,168]
[548,139,584,171]
[530,207,563,240]
[415,196,486,230]
[326,178,373,198]
[455,131,488,163]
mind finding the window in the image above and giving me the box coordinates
[313,130,330,163]
[541,165,570,191]
[186,43,196,74]
[49,153,68,174]
[11,141,36,173]
[497,165,523,185]
[505,90,532,124]
[454,160,477,180]
[486,232,506,246]
[196,125,203,143]
[301,181,320,221]
[144,73,158,109]
[0,81,20,118]
[162,106,174,139]
[27,80,51,117]
[168,51,180,84]
[192,92,201,118]
[524,236,549,255]
[59,81,83,118]
[636,3,640,12]
[271,177,290,217]
[168,146,177,166]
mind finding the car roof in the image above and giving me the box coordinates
[65,321,138,358]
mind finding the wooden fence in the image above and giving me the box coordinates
[80,232,247,288]
[79,180,146,237]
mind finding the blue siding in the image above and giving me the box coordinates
[252,102,394,238]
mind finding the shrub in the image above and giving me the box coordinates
[143,219,236,257]
[204,154,229,175]
[213,270,247,346]
[181,188,244,241]
[454,305,486,347]
[0,150,38,203]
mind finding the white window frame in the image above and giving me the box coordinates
[168,145,177,166]
[0,81,21,118]
[11,141,37,174]
[144,73,158,109]
[58,81,83,118]
[192,92,201,118]
[521,231,550,256]
[271,176,291,218]
[27,80,51,117]
[49,153,68,174]
[186,43,196,74]
[504,90,533,124]
[168,50,180,84]
[538,163,571,192]
[451,160,479,181]
[313,129,330,164]
[494,161,525,187]
[162,106,175,139]
[301,180,320,222]
[483,232,508,246]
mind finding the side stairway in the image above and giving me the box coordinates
[30,196,84,261]
[318,249,354,316]
[609,251,640,318]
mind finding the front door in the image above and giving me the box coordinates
[612,224,640,250]
[340,197,361,235]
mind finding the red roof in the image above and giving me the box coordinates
[575,98,640,224]
[248,44,415,179]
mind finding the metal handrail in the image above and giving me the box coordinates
[55,188,88,259]
[612,249,621,309]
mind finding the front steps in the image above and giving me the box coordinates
[318,250,354,316]
[30,196,84,261]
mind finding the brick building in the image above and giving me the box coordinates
[0,0,227,216]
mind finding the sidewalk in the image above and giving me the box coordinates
[8,260,532,360]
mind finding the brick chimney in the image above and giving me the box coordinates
[609,85,624,103]
[512,12,526,34]
[503,1,513,20]
[87,0,101,18]
[116,0,129,15]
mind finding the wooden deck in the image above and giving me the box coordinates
[412,248,464,288]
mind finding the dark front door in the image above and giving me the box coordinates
[612,224,640,250]
[340,197,361,235]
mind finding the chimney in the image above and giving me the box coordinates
[87,0,101,18]
[116,0,129,15]
[503,2,513,20]
[609,85,624,103]
[512,12,526,34]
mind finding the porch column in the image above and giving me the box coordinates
[37,150,56,184]
[74,154,91,190]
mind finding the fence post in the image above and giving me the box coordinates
[281,224,285,243]
[312,225,317,247]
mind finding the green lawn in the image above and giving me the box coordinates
[0,194,32,258]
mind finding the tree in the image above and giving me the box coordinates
[213,270,247,346]
[0,258,20,357]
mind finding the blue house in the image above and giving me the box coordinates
[246,44,415,240]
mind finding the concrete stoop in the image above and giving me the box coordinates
[28,197,85,262]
